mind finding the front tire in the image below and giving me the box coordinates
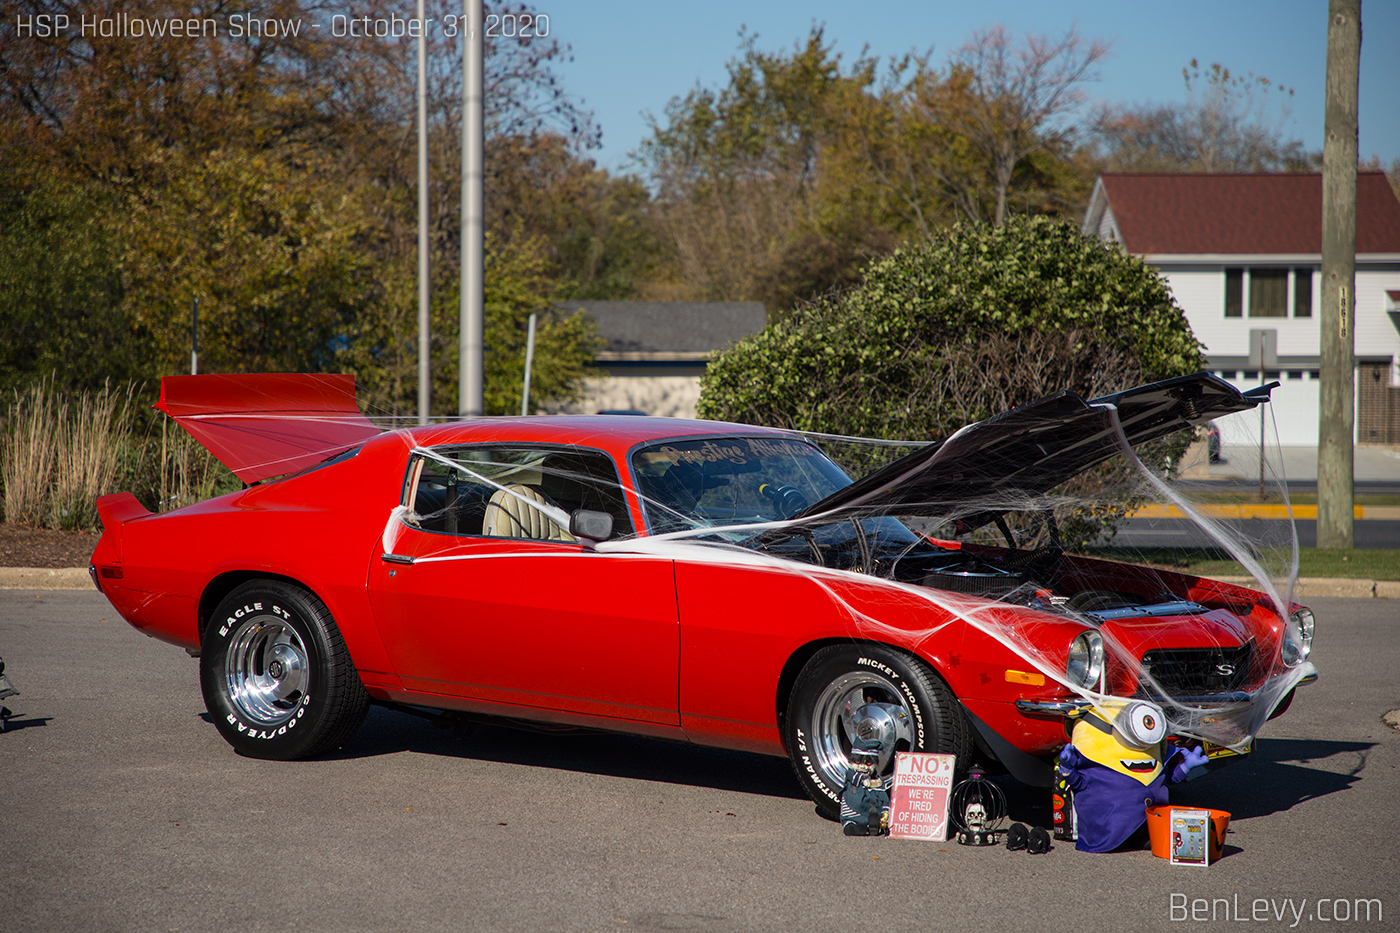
[784,643,973,819]
[201,580,369,760]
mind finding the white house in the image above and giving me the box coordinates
[549,301,768,418]
[1083,172,1400,447]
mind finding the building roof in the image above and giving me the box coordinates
[557,301,768,360]
[1084,172,1400,256]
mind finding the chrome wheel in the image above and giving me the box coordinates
[809,671,915,789]
[224,616,309,726]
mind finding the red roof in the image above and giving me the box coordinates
[1098,172,1400,255]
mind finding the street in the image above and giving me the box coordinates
[1,591,1396,932]
[1111,517,1400,549]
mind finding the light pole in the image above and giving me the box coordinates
[460,0,485,418]
[416,0,431,425]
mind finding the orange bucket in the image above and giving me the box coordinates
[1145,806,1231,861]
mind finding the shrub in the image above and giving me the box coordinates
[697,217,1207,546]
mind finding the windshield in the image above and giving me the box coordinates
[631,436,852,534]
[630,435,925,570]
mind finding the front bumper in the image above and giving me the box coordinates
[1013,669,1318,718]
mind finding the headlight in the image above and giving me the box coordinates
[1066,631,1104,688]
[1282,608,1315,666]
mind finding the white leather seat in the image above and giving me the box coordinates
[482,484,575,541]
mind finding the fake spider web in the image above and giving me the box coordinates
[372,397,1314,759]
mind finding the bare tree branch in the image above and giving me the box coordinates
[942,25,1109,224]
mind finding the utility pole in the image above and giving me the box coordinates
[1318,0,1360,549]
[459,0,485,418]
[520,312,537,416]
[416,0,431,425]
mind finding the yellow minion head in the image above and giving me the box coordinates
[1069,700,1168,786]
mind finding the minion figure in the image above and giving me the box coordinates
[1057,700,1209,853]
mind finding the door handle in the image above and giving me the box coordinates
[381,553,415,565]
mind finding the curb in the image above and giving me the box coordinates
[0,567,93,590]
[1207,576,1397,599]
[2,566,1394,598]
[1130,504,1400,521]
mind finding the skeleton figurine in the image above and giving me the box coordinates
[963,801,988,833]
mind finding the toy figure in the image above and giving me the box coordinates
[1057,700,1209,853]
[840,735,891,836]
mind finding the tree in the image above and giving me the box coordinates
[839,55,1096,231]
[639,28,892,308]
[443,233,601,415]
[486,134,662,299]
[940,26,1109,225]
[0,0,611,418]
[639,26,1110,313]
[115,148,374,376]
[1091,61,1315,173]
[697,217,1206,546]
[0,0,397,183]
[0,176,150,394]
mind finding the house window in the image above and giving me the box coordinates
[1224,268,1243,317]
[1249,268,1288,317]
[1294,268,1313,317]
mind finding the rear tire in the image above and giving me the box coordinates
[201,580,369,760]
[784,643,973,820]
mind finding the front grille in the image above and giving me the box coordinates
[1137,643,1253,696]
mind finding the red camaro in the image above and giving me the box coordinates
[92,372,1316,817]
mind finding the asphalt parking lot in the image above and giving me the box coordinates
[2,592,1396,933]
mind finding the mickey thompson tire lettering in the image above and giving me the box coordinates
[201,580,369,761]
[783,644,973,821]
[794,728,840,802]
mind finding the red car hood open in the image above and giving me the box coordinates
[797,372,1273,522]
[155,374,382,484]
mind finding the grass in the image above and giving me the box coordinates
[1080,546,1400,581]
[2,379,138,529]
[2,380,237,531]
[1178,491,1400,506]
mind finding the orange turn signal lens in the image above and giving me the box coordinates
[1005,669,1046,686]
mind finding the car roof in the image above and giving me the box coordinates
[378,415,804,460]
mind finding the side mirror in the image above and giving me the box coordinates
[569,509,614,544]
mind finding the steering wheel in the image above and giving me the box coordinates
[760,483,808,520]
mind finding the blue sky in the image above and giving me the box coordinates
[542,0,1399,176]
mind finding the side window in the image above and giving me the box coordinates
[404,445,634,540]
